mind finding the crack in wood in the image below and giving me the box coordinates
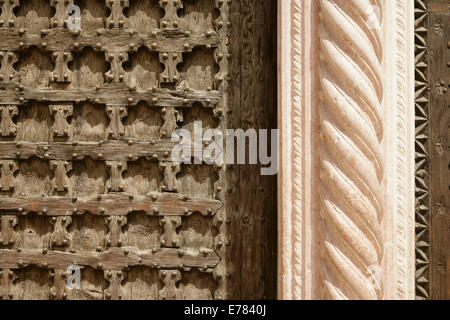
[0,29,219,52]
[50,216,72,248]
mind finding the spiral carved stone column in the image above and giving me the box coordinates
[318,0,384,300]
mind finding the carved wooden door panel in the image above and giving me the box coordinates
[0,0,277,300]
[426,0,450,300]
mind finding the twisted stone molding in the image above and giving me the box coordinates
[278,0,415,300]
[318,0,384,300]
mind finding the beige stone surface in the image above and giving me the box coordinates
[278,0,416,300]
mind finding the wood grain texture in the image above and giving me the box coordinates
[0,0,277,300]
[428,2,450,300]
[227,0,277,299]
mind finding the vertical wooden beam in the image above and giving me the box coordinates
[0,51,18,83]
[158,269,182,300]
[106,105,127,139]
[105,52,128,83]
[159,52,182,84]
[159,216,181,247]
[106,216,127,247]
[50,216,72,247]
[49,269,68,300]
[50,160,72,192]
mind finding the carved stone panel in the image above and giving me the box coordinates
[0,0,277,300]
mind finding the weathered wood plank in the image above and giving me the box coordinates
[0,28,219,52]
[0,140,199,161]
[0,193,222,216]
[0,247,219,269]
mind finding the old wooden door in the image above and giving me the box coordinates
[416,0,450,300]
[0,0,277,300]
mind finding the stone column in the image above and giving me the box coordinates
[278,0,415,300]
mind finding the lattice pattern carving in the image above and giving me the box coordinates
[106,0,129,29]
[0,160,18,192]
[0,51,18,83]
[50,216,72,248]
[49,103,73,138]
[104,270,126,300]
[0,215,17,246]
[106,161,127,192]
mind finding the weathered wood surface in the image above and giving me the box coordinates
[0,29,219,52]
[0,247,219,270]
[428,4,450,300]
[0,0,276,300]
[0,86,220,107]
[0,140,200,161]
[0,193,222,216]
